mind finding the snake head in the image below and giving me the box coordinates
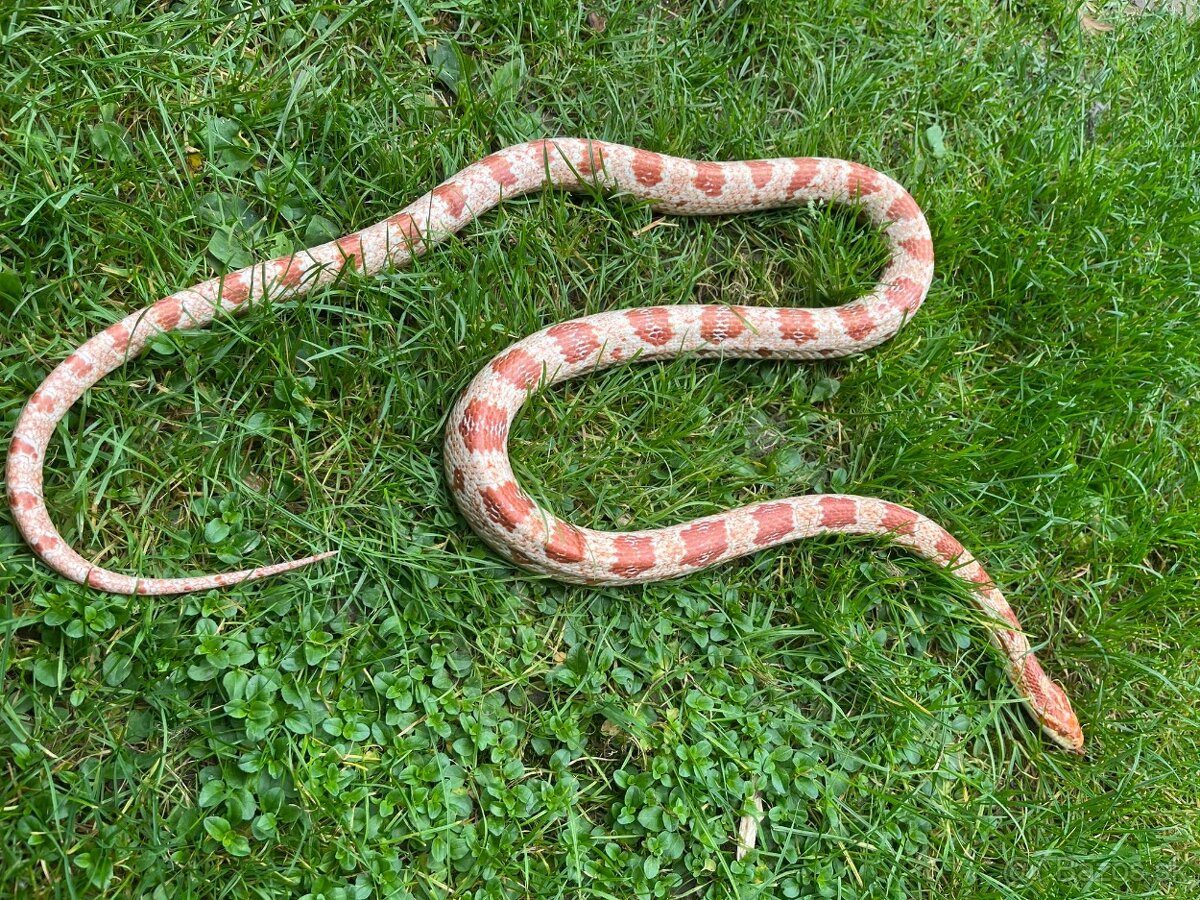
[1023,658,1084,753]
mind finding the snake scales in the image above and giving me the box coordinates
[6,139,1083,752]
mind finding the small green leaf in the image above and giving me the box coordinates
[187,661,219,682]
[224,832,252,856]
[637,806,663,830]
[33,658,61,688]
[772,447,806,477]
[222,669,248,700]
[245,674,275,699]
[197,192,254,229]
[0,268,22,306]
[225,640,255,667]
[198,780,227,808]
[490,57,526,102]
[660,831,685,859]
[205,117,240,148]
[303,214,340,246]
[207,229,252,268]
[810,376,841,403]
[925,123,948,159]
[87,857,114,890]
[90,121,127,162]
[102,653,132,687]
[506,109,544,142]
[251,813,277,841]
[203,815,231,840]
[268,232,291,257]
[204,519,231,544]
[225,786,257,821]
[428,40,465,94]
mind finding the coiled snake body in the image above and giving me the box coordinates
[6,139,1083,752]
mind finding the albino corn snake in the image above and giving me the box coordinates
[6,139,1083,758]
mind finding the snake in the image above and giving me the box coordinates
[6,139,1083,753]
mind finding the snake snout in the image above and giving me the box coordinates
[1043,679,1084,753]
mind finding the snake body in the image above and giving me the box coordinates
[6,139,1083,751]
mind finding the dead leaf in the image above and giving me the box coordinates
[586,11,607,32]
[633,217,676,236]
[735,793,764,861]
[1080,13,1114,33]
[185,146,203,174]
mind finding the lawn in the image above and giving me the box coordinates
[2,1,1199,897]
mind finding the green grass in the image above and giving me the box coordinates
[2,1,1199,896]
